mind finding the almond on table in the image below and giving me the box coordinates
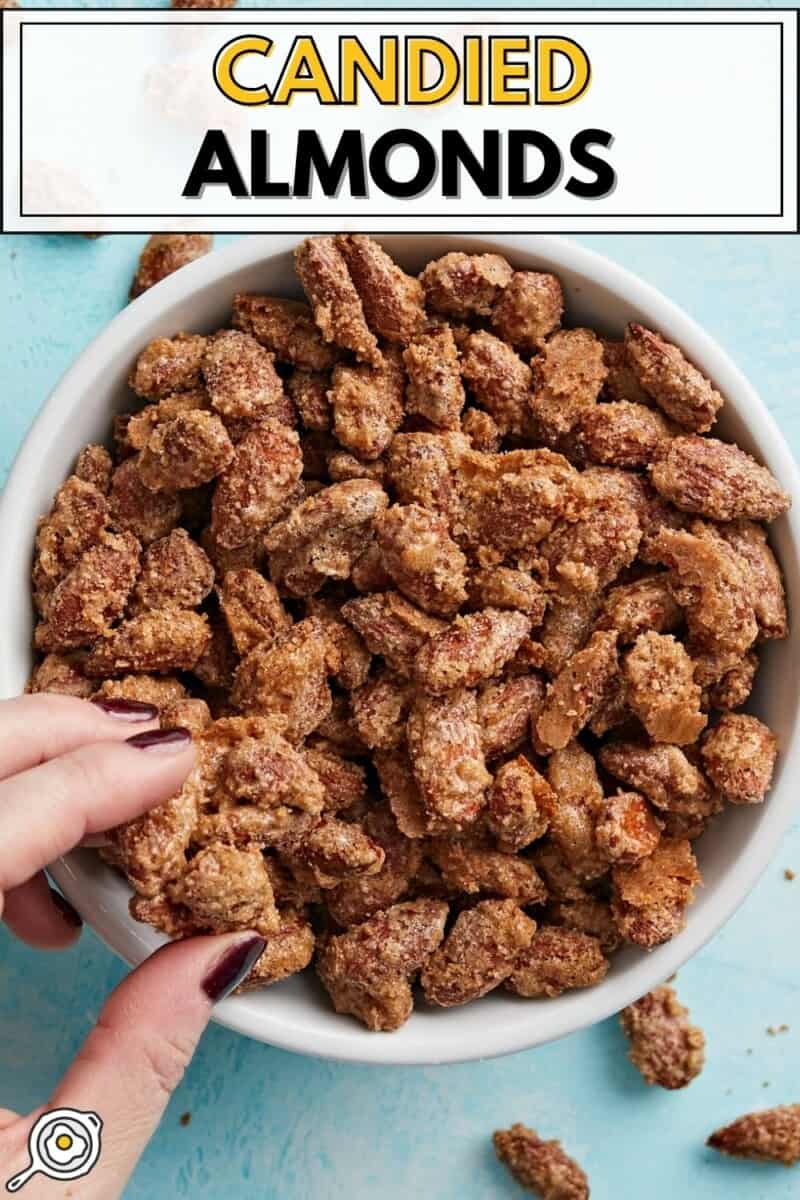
[27,234,787,1030]
[620,984,705,1089]
[493,1123,589,1200]
[707,1104,800,1166]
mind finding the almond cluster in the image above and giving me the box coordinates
[28,235,789,1031]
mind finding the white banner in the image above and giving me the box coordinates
[1,8,796,232]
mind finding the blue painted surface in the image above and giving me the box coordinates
[1,11,799,1193]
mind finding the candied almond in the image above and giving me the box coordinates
[336,234,426,345]
[716,520,787,640]
[602,339,652,406]
[707,1105,800,1166]
[138,410,234,493]
[326,807,423,927]
[420,251,513,318]
[599,740,718,825]
[218,568,291,658]
[460,406,501,452]
[700,713,777,804]
[169,844,279,934]
[236,908,315,990]
[595,791,661,865]
[427,839,547,905]
[403,325,465,429]
[535,630,618,751]
[75,444,113,494]
[506,926,608,998]
[546,897,621,955]
[342,591,445,676]
[421,899,535,1007]
[456,447,587,562]
[203,328,289,426]
[625,322,723,432]
[468,566,547,621]
[374,748,443,840]
[33,477,109,612]
[28,652,93,699]
[329,349,405,461]
[461,330,534,437]
[490,270,563,351]
[620,984,705,1089]
[317,898,448,1031]
[545,740,607,882]
[129,333,207,400]
[295,236,381,366]
[487,755,552,852]
[298,816,386,887]
[707,651,758,711]
[650,435,789,522]
[351,670,414,751]
[595,573,682,644]
[623,631,707,745]
[407,688,491,827]
[539,494,641,597]
[413,608,532,694]
[85,609,210,676]
[478,674,546,760]
[579,400,674,468]
[211,418,302,550]
[612,837,701,948]
[493,1124,589,1200]
[287,367,332,432]
[34,531,141,652]
[266,479,388,597]
[130,528,213,614]
[530,327,607,442]
[130,234,212,299]
[385,431,464,515]
[653,525,757,657]
[93,673,186,708]
[231,616,335,743]
[108,457,182,545]
[376,502,467,617]
[232,294,338,370]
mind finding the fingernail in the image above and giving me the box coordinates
[50,889,83,929]
[202,936,267,1004]
[126,727,192,753]
[92,697,159,722]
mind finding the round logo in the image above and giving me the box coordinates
[5,1108,103,1192]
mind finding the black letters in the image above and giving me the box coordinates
[508,130,562,197]
[250,131,291,197]
[182,130,248,199]
[369,129,437,198]
[442,130,500,198]
[566,128,616,199]
[293,130,368,197]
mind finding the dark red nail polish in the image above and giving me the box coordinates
[126,727,192,752]
[92,697,159,722]
[50,889,83,929]
[202,936,266,1004]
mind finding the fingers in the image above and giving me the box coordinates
[0,694,159,779]
[0,732,195,905]
[33,933,265,1199]
[2,874,83,950]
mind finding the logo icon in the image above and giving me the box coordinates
[5,1108,103,1192]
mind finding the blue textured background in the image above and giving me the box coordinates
[1,3,799,1193]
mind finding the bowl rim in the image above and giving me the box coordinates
[5,232,800,1066]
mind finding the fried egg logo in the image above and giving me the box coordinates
[5,1108,102,1192]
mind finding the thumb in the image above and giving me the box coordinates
[0,932,265,1199]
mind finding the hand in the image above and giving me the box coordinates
[0,695,266,1198]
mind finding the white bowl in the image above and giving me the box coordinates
[1,235,798,1067]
